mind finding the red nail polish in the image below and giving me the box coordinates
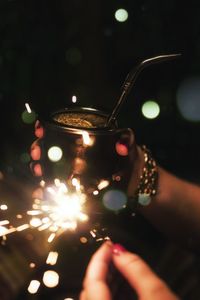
[113,244,126,255]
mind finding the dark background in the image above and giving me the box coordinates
[0,0,200,299]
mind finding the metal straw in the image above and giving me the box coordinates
[105,54,181,127]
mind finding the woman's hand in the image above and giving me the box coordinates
[80,242,179,300]
[80,242,113,300]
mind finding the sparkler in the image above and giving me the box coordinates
[28,178,89,243]
[0,178,89,239]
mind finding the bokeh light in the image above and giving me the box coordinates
[141,100,160,119]
[103,190,127,211]
[80,236,88,243]
[65,47,82,65]
[115,142,128,156]
[29,263,36,268]
[21,110,37,124]
[115,8,128,22]
[20,152,31,163]
[30,217,42,227]
[48,146,63,162]
[177,77,200,122]
[43,270,59,288]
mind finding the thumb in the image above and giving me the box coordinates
[112,244,179,300]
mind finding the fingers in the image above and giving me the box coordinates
[30,141,43,176]
[29,120,44,177]
[80,242,113,300]
[81,242,179,300]
[112,244,179,300]
[84,241,113,284]
[30,142,41,160]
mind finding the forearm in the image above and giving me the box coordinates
[128,148,200,249]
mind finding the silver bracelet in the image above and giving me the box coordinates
[135,145,158,206]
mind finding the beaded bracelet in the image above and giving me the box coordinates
[135,145,158,207]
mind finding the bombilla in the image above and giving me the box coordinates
[105,53,181,127]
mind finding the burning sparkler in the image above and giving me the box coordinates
[0,178,89,243]
[28,178,89,243]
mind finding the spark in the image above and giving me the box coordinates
[28,180,89,239]
[46,251,58,265]
[0,227,16,237]
[0,179,92,245]
[90,230,96,238]
[28,280,40,294]
[47,233,56,243]
[93,190,99,195]
[25,103,32,113]
[38,223,52,231]
[96,237,103,242]
[17,224,30,231]
[27,210,42,216]
[16,214,23,219]
[40,180,46,187]
[104,236,111,241]
[0,177,110,294]
[71,177,80,190]
[98,180,110,190]
[0,220,9,226]
[72,95,77,103]
[30,218,42,227]
[0,204,8,210]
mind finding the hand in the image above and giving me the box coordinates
[80,242,179,300]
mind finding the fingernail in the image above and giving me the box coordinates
[112,243,126,255]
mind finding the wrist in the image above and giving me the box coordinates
[127,145,145,196]
[128,145,158,208]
